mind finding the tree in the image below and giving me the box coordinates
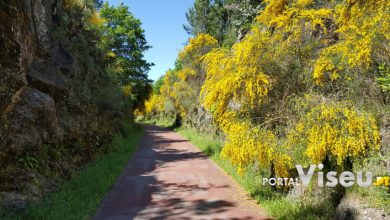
[100,3,153,110]
[184,0,228,43]
[224,0,262,42]
[184,0,262,45]
[153,76,164,95]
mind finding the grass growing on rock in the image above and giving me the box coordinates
[1,123,143,220]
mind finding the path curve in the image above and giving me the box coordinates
[94,124,270,220]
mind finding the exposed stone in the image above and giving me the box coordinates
[49,43,74,72]
[0,191,27,210]
[0,0,115,207]
[30,0,52,54]
[0,2,25,68]
[186,106,218,135]
[336,195,390,220]
[380,120,390,155]
[0,0,53,70]
[2,87,61,157]
[0,68,27,113]
[27,61,70,100]
[387,160,390,175]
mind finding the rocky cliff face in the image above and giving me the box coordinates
[1,0,54,113]
[0,0,120,207]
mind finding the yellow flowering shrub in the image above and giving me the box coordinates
[200,0,335,177]
[159,70,176,97]
[143,0,387,180]
[199,30,292,176]
[288,102,381,167]
[160,34,218,117]
[258,0,289,20]
[177,33,218,84]
[198,0,387,177]
[201,0,337,176]
[153,70,178,115]
[64,0,84,9]
[312,0,390,84]
[179,33,218,67]
[137,71,176,117]
[122,85,132,97]
[220,114,292,176]
[88,11,106,26]
[141,35,218,119]
[159,70,194,117]
[257,0,389,85]
[144,94,164,115]
[201,29,272,119]
[64,0,106,31]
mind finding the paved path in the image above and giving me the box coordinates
[94,125,270,220]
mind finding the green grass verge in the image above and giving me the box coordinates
[139,116,175,128]
[175,126,334,220]
[1,123,143,220]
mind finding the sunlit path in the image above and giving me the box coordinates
[94,125,269,220]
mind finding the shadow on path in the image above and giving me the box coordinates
[94,124,268,220]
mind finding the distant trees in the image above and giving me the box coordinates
[152,76,164,95]
[184,0,262,45]
[184,0,227,42]
[100,3,153,112]
[141,34,218,122]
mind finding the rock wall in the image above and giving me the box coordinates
[0,0,121,206]
[185,106,219,135]
[0,0,53,70]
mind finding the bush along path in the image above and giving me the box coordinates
[94,124,270,219]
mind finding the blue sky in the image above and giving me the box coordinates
[107,0,194,81]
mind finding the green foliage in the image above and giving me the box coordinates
[153,76,164,95]
[100,3,153,110]
[99,3,152,83]
[223,0,263,46]
[350,152,390,213]
[377,63,390,93]
[184,0,262,45]
[54,0,126,116]
[1,124,142,220]
[184,0,226,41]
[18,153,39,170]
[94,82,124,115]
